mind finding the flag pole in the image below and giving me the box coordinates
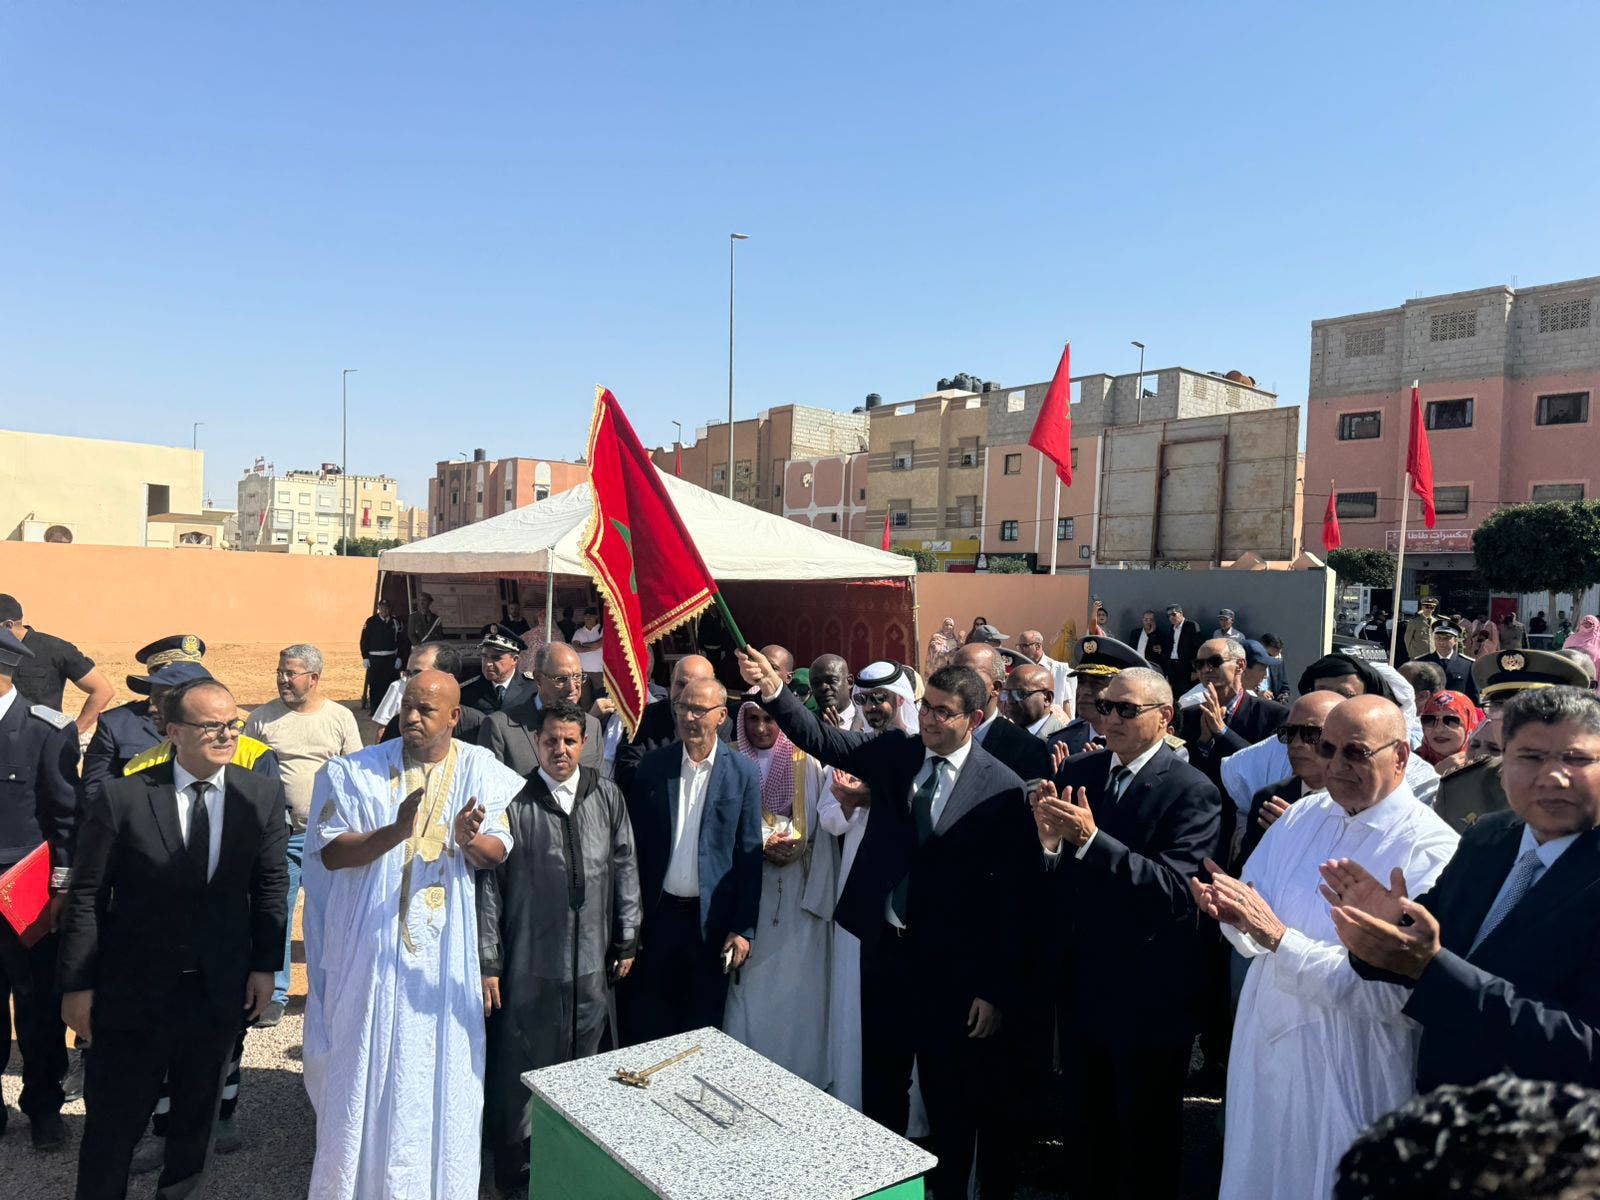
[712,591,748,652]
[1048,477,1061,573]
[1389,471,1411,665]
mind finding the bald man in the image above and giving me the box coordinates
[614,654,730,794]
[1016,628,1075,713]
[953,643,1051,782]
[1195,695,1458,1200]
[302,668,526,1199]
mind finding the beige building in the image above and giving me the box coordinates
[236,465,416,554]
[1,429,213,548]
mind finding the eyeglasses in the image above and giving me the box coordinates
[171,718,246,739]
[853,690,897,707]
[672,702,726,720]
[1001,688,1052,703]
[1092,699,1164,720]
[538,672,584,688]
[1420,713,1465,730]
[1195,655,1234,670]
[918,699,970,723]
[1315,737,1402,763]
[1506,750,1600,772]
[1275,722,1324,746]
[275,669,315,681]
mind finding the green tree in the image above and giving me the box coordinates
[893,547,943,572]
[986,555,1032,574]
[1325,547,1398,588]
[1473,501,1600,598]
[335,536,405,557]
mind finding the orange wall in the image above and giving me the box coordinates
[914,571,1091,670]
[0,542,379,648]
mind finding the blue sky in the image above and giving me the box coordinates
[4,2,1598,510]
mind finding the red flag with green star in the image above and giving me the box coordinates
[581,387,720,738]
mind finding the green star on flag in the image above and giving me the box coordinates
[610,518,637,593]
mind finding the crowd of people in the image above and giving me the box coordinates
[4,584,1600,1199]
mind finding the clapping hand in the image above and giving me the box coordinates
[1198,684,1227,740]
[821,705,845,727]
[1028,781,1096,853]
[735,648,781,697]
[391,786,424,837]
[763,832,804,865]
[1257,795,1290,831]
[1318,859,1408,924]
[1190,858,1286,949]
[1050,741,1070,774]
[1329,894,1441,980]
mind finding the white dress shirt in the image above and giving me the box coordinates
[972,708,1001,745]
[537,767,579,816]
[0,685,17,727]
[1043,737,1166,864]
[1482,823,1582,917]
[172,759,228,881]
[663,741,718,898]
[1134,629,1151,658]
[885,738,974,927]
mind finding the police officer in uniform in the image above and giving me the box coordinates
[1416,620,1480,704]
[82,635,207,806]
[0,626,80,1149]
[1432,648,1591,834]
[460,625,534,714]
[1047,636,1173,760]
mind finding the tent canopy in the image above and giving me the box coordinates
[379,469,915,581]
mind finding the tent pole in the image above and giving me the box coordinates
[545,569,555,643]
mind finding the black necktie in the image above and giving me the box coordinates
[495,684,506,707]
[186,781,211,884]
[891,757,946,925]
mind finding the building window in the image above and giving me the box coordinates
[958,437,980,467]
[317,514,330,527]
[1006,390,1026,413]
[713,465,727,484]
[1058,517,1075,541]
[1071,447,1079,467]
[1336,491,1378,519]
[1537,392,1589,426]
[504,487,513,502]
[1426,399,1473,430]
[298,492,312,505]
[891,441,914,471]
[534,485,550,501]
[450,490,460,505]
[1533,483,1585,503]
[317,533,329,544]
[1003,453,1022,475]
[1078,544,1092,560]
[958,495,976,526]
[1337,412,1382,440]
[1344,328,1386,357]
[858,488,866,501]
[275,489,289,502]
[891,499,910,528]
[1000,520,1019,542]
[476,490,484,503]
[1429,310,1477,341]
[1539,298,1591,333]
[830,513,838,524]
[1434,486,1469,515]
[273,532,289,544]
[381,500,393,512]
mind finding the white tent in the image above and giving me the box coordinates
[378,469,915,581]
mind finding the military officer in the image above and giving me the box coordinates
[1403,596,1440,661]
[81,634,207,806]
[1416,620,1480,705]
[461,625,535,714]
[0,626,80,1149]
[1432,647,1591,834]
[1048,635,1167,760]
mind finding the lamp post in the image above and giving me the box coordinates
[191,422,204,449]
[341,368,357,555]
[727,233,749,499]
[1131,341,1146,424]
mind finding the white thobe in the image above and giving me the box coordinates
[302,740,523,1200]
[1222,735,1441,817]
[1220,784,1459,1200]
[815,766,868,1109]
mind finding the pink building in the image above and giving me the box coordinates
[1304,277,1600,607]
[783,453,869,541]
[429,450,588,534]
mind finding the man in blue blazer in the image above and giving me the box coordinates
[620,677,763,1045]
[738,648,1036,1200]
[1328,684,1600,1090]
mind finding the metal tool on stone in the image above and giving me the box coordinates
[613,1044,703,1088]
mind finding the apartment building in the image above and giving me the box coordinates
[237,465,411,553]
[428,451,588,534]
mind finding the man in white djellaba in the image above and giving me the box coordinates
[301,669,525,1200]
[1192,694,1459,1200]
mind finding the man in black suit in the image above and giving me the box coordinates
[1033,664,1221,1199]
[0,627,80,1149]
[58,679,288,1200]
[1328,685,1600,1090]
[1416,621,1481,706]
[460,625,535,715]
[377,642,486,744]
[953,642,1052,783]
[479,642,604,776]
[1049,636,1157,761]
[1160,604,1204,696]
[1235,689,1342,872]
[613,654,718,795]
[737,648,1036,1200]
[1127,609,1168,665]
[619,677,762,1044]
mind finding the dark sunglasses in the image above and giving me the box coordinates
[1093,699,1164,720]
[1421,713,1465,730]
[1315,737,1402,763]
[1195,654,1232,670]
[1275,722,1324,746]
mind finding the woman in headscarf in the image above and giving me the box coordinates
[1467,614,1499,656]
[926,617,962,672]
[722,694,831,1086]
[1565,615,1600,675]
[1418,690,1485,776]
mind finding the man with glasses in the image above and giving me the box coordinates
[619,677,762,1045]
[60,678,287,1200]
[613,654,725,795]
[1193,695,1458,1200]
[1015,628,1075,715]
[952,642,1052,784]
[243,643,362,1027]
[1032,665,1220,1199]
[736,647,1035,1200]
[1004,663,1067,739]
[479,642,604,778]
[1161,604,1204,696]
[1328,685,1600,1090]
[462,626,535,715]
[1234,690,1345,872]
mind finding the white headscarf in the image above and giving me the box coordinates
[855,661,918,732]
[1372,662,1425,749]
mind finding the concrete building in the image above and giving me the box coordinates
[866,367,1285,569]
[1,429,211,548]
[782,453,871,542]
[236,465,409,554]
[428,451,588,535]
[650,404,869,515]
[1304,276,1600,607]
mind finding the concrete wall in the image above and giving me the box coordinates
[914,572,1091,671]
[1088,566,1336,671]
[0,541,378,647]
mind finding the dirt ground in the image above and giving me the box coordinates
[88,643,372,714]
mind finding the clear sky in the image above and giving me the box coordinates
[4,2,1598,511]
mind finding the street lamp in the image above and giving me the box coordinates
[191,421,204,450]
[727,233,749,499]
[341,368,357,555]
[1131,341,1146,424]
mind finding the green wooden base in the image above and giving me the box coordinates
[527,1093,926,1199]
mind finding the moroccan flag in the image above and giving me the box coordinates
[1029,341,1073,487]
[1406,382,1436,529]
[1322,487,1342,551]
[881,513,891,551]
[581,387,720,738]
